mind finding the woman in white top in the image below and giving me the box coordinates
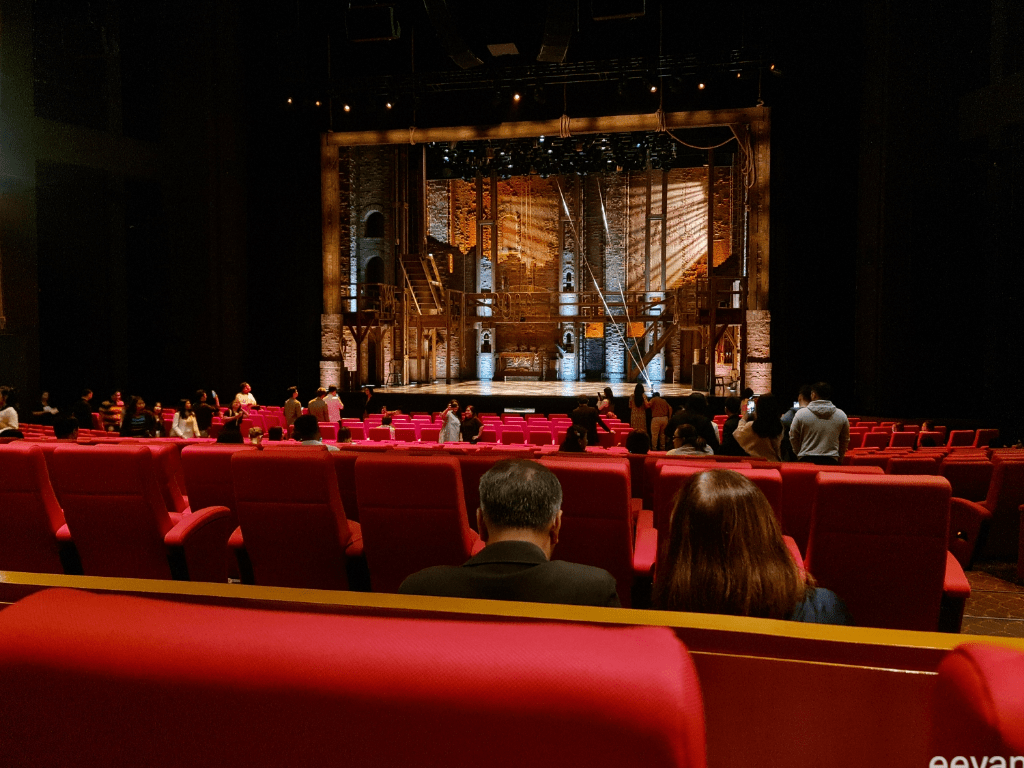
[171,399,201,439]
[0,386,19,431]
[438,399,461,443]
[235,382,257,410]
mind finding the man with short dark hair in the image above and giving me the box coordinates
[789,381,850,465]
[53,416,79,441]
[72,389,93,430]
[324,385,344,422]
[292,414,339,452]
[399,460,620,607]
[283,387,302,431]
[719,396,748,456]
[308,387,329,422]
[648,391,672,450]
[570,394,610,448]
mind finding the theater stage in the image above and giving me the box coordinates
[339,380,731,419]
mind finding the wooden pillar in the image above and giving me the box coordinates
[644,167,652,292]
[321,137,340,315]
[445,291,452,384]
[705,148,716,393]
[660,169,668,291]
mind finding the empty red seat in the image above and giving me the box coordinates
[931,643,1024,761]
[52,445,232,582]
[354,454,483,592]
[973,428,1000,447]
[528,429,552,446]
[888,431,917,448]
[777,464,885,556]
[501,429,526,445]
[318,422,338,441]
[886,455,940,475]
[0,444,74,574]
[861,432,890,449]
[805,473,968,631]
[420,426,441,443]
[0,588,707,768]
[231,449,362,589]
[940,458,994,502]
[539,458,655,607]
[946,430,975,447]
[368,426,393,441]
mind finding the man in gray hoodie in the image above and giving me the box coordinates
[788,381,850,465]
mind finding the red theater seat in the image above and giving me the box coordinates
[861,432,890,449]
[940,458,994,502]
[539,458,655,607]
[52,445,232,582]
[888,431,918,448]
[946,429,975,447]
[0,588,706,768]
[0,444,75,574]
[931,643,1024,761]
[805,473,968,632]
[886,455,940,475]
[231,449,362,590]
[777,464,885,556]
[354,454,483,592]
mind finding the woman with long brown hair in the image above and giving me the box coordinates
[653,470,851,624]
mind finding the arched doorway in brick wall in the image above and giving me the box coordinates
[365,256,385,284]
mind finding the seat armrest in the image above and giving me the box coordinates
[228,526,244,549]
[783,535,805,574]
[942,551,971,600]
[949,497,992,570]
[164,506,233,583]
[56,524,72,543]
[633,526,657,576]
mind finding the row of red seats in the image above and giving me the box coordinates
[0,440,992,630]
[1,586,1021,766]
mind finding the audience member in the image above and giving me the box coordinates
[438,399,461,443]
[399,460,620,607]
[31,391,59,425]
[780,385,812,462]
[789,382,850,465]
[733,393,785,462]
[108,391,124,426]
[381,415,396,439]
[558,424,588,453]
[293,414,339,451]
[248,426,264,447]
[460,405,482,444]
[267,426,285,442]
[224,397,246,427]
[667,424,713,456]
[53,416,79,441]
[629,383,650,433]
[0,386,20,431]
[283,387,302,431]
[648,391,672,450]
[216,420,244,444]
[596,386,614,415]
[99,400,117,432]
[335,425,352,444]
[194,389,220,437]
[667,392,721,452]
[360,385,374,418]
[72,389,94,430]
[324,385,344,422]
[654,470,852,624]
[718,396,748,457]
[152,402,164,435]
[171,399,201,439]
[307,387,329,422]
[625,429,650,455]
[119,396,156,438]
[235,382,256,410]
[571,394,610,446]
[0,429,24,440]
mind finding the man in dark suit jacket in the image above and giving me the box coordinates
[399,460,620,608]
[570,395,611,447]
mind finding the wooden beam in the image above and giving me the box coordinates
[705,147,716,392]
[321,137,340,314]
[324,108,769,146]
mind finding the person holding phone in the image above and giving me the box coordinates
[718,396,748,457]
[733,393,785,462]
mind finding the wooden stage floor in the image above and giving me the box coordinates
[376,381,701,398]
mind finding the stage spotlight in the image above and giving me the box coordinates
[287,97,293,104]
[513,92,521,102]
[698,82,706,90]
[385,101,393,109]
[315,100,321,106]
[343,103,351,112]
